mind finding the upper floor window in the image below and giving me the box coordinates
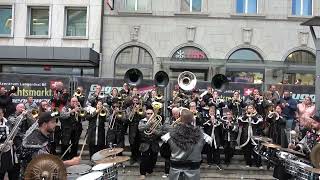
[285,50,315,65]
[292,0,312,16]
[28,7,49,36]
[236,0,257,14]
[125,0,149,11]
[181,0,202,12]
[0,6,12,36]
[65,7,87,37]
[228,48,263,61]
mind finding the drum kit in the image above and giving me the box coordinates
[67,147,129,180]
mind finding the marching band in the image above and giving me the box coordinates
[0,69,319,180]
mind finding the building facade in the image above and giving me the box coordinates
[0,0,103,76]
[102,0,319,86]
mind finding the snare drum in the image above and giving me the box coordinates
[76,171,103,180]
[67,164,92,180]
[92,163,118,180]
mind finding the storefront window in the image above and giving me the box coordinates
[115,46,153,79]
[227,48,263,84]
[284,50,315,85]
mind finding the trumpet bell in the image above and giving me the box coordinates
[31,109,39,118]
[124,68,143,87]
[79,109,87,117]
[211,74,229,90]
[154,71,169,88]
[178,71,197,91]
[152,102,163,110]
[100,109,107,116]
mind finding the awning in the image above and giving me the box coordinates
[0,46,100,67]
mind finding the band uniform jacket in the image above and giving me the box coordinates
[86,111,107,146]
[59,106,83,145]
[227,99,245,118]
[20,129,50,176]
[266,113,288,148]
[194,111,205,127]
[87,92,105,107]
[203,116,223,149]
[221,117,239,147]
[126,106,144,145]
[76,94,86,107]
[238,113,263,148]
[138,117,162,153]
[108,109,127,132]
[8,112,34,151]
[51,90,69,110]
[0,117,17,172]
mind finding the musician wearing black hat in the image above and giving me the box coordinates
[0,108,19,180]
[20,112,80,178]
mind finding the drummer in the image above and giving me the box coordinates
[20,112,80,177]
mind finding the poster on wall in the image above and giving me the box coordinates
[0,73,69,104]
[267,84,315,102]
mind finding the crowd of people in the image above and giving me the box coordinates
[0,81,319,180]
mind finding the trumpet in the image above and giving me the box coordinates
[246,111,257,117]
[98,108,108,117]
[267,110,280,120]
[31,109,39,118]
[79,108,87,117]
[232,97,241,104]
[74,89,82,97]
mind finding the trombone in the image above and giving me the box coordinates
[109,110,125,130]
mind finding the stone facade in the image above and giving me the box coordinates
[102,0,319,84]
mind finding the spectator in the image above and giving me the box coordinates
[24,96,37,111]
[279,90,298,130]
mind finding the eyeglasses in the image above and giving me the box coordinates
[146,113,153,115]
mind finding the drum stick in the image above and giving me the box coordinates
[60,144,72,159]
[79,135,88,159]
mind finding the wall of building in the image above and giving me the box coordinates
[102,0,318,82]
[0,0,102,53]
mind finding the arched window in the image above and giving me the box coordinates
[227,48,264,84]
[114,46,153,79]
[172,46,207,60]
[285,50,315,65]
[228,48,263,61]
[284,50,315,85]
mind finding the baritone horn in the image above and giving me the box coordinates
[211,74,229,90]
[124,68,143,87]
[144,102,163,135]
[178,71,197,91]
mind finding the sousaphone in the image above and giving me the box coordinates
[124,68,143,87]
[211,74,229,90]
[178,71,197,91]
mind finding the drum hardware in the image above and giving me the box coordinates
[95,156,130,164]
[252,136,272,143]
[25,154,67,180]
[91,148,124,162]
[178,71,197,91]
[280,147,306,157]
[91,163,118,180]
[67,164,92,179]
[261,142,281,149]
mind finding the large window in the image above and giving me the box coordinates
[125,0,149,11]
[0,6,12,36]
[284,50,315,85]
[236,0,258,14]
[65,8,87,37]
[29,7,49,36]
[115,46,153,79]
[181,0,202,12]
[227,48,263,84]
[173,46,207,60]
[292,0,312,16]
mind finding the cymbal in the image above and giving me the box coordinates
[25,154,67,180]
[310,144,320,168]
[252,136,272,142]
[92,148,124,161]
[261,142,281,149]
[305,167,320,174]
[95,156,130,164]
[280,148,306,157]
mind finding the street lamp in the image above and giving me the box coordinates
[301,16,320,116]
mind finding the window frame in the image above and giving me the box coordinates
[291,0,313,16]
[27,6,51,38]
[236,0,259,14]
[64,6,89,39]
[123,0,151,12]
[0,5,14,37]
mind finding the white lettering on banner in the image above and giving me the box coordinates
[89,84,122,95]
[291,93,316,102]
[13,98,50,104]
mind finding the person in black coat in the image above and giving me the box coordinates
[0,86,15,118]
[86,101,107,157]
[227,91,245,118]
[203,105,223,170]
[221,111,238,166]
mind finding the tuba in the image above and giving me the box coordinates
[178,71,197,91]
[124,68,143,87]
[154,71,169,88]
[144,102,163,135]
[211,74,229,90]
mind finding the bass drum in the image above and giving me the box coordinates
[76,172,103,180]
[67,164,92,180]
[92,163,118,180]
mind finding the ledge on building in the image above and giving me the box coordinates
[230,13,266,19]
[0,34,13,38]
[117,10,153,16]
[174,12,209,17]
[62,36,89,40]
[25,35,50,39]
[287,15,313,21]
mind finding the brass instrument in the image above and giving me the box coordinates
[246,111,257,117]
[109,110,125,130]
[144,102,163,135]
[74,89,81,97]
[52,107,59,114]
[178,71,197,91]
[99,108,108,117]
[211,74,229,90]
[267,110,280,120]
[232,97,241,105]
[154,71,169,88]
[128,104,143,122]
[171,117,181,127]
[124,68,143,87]
[31,109,39,118]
